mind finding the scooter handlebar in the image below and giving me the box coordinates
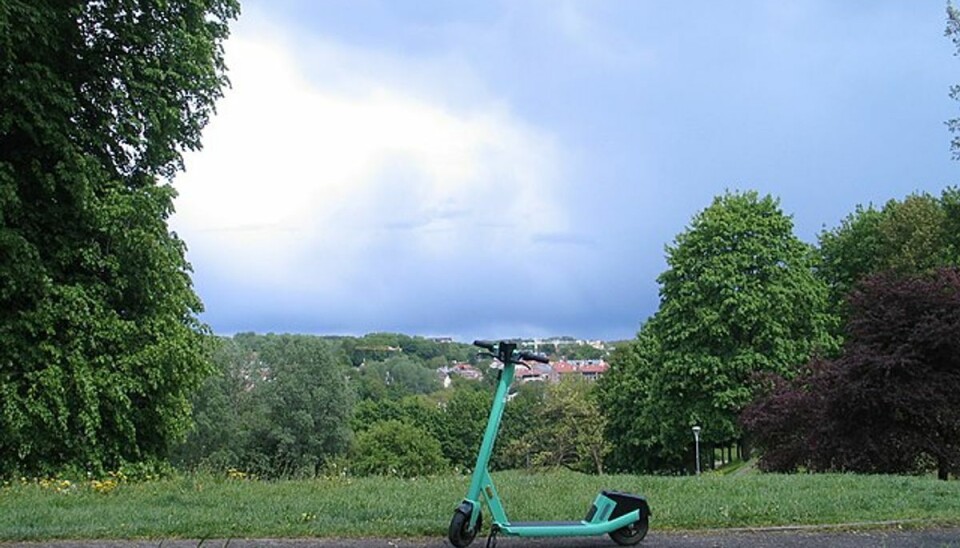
[473,340,496,351]
[518,351,550,364]
[473,340,549,364]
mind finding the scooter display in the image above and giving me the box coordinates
[448,340,651,547]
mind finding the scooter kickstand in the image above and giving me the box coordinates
[485,525,499,548]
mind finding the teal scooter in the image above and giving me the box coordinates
[448,340,650,547]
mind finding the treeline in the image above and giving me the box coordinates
[599,188,960,479]
[178,184,960,482]
[173,333,610,477]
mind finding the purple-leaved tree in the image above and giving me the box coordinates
[743,267,960,480]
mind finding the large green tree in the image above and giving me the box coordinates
[817,190,960,324]
[0,1,238,475]
[601,191,837,473]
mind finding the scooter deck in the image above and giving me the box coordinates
[494,509,640,537]
[507,521,582,527]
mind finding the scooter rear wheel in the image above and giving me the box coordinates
[448,508,482,548]
[609,514,649,546]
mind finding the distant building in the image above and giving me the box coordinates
[577,362,608,381]
[452,362,482,380]
[519,359,610,383]
[516,363,553,383]
[437,362,483,387]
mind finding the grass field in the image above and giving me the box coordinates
[2,470,960,541]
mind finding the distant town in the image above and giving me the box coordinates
[435,336,614,387]
[437,358,609,388]
[427,336,611,353]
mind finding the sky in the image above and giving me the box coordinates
[170,1,960,342]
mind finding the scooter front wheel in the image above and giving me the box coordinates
[609,514,649,546]
[448,507,482,548]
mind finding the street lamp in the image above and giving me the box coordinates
[692,426,702,475]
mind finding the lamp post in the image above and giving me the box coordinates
[692,426,702,475]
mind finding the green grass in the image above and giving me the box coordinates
[707,457,754,476]
[2,470,960,541]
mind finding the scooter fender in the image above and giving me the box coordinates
[603,490,651,520]
[457,499,481,530]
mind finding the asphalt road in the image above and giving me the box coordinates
[5,528,960,548]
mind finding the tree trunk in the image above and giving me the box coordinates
[594,447,604,475]
[938,456,949,481]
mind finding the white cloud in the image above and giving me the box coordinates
[553,1,655,68]
[171,19,570,307]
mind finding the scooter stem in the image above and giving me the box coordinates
[467,359,515,501]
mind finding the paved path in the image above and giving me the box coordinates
[5,527,960,548]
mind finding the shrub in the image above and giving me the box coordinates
[351,420,447,477]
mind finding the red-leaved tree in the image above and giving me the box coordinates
[743,267,960,479]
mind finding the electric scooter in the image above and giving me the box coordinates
[448,340,651,547]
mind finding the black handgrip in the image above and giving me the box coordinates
[518,351,550,364]
[473,340,496,351]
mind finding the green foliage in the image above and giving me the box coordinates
[944,187,960,260]
[599,327,671,473]
[349,383,489,471]
[350,420,448,477]
[0,0,238,476]
[173,335,353,478]
[505,378,609,473]
[176,333,492,477]
[346,372,545,473]
[170,338,255,471]
[350,399,391,433]
[601,191,837,473]
[352,355,440,400]
[947,2,960,158]
[338,333,475,367]
[555,344,607,361]
[818,190,960,323]
[491,382,543,470]
[254,339,353,477]
[435,385,493,470]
